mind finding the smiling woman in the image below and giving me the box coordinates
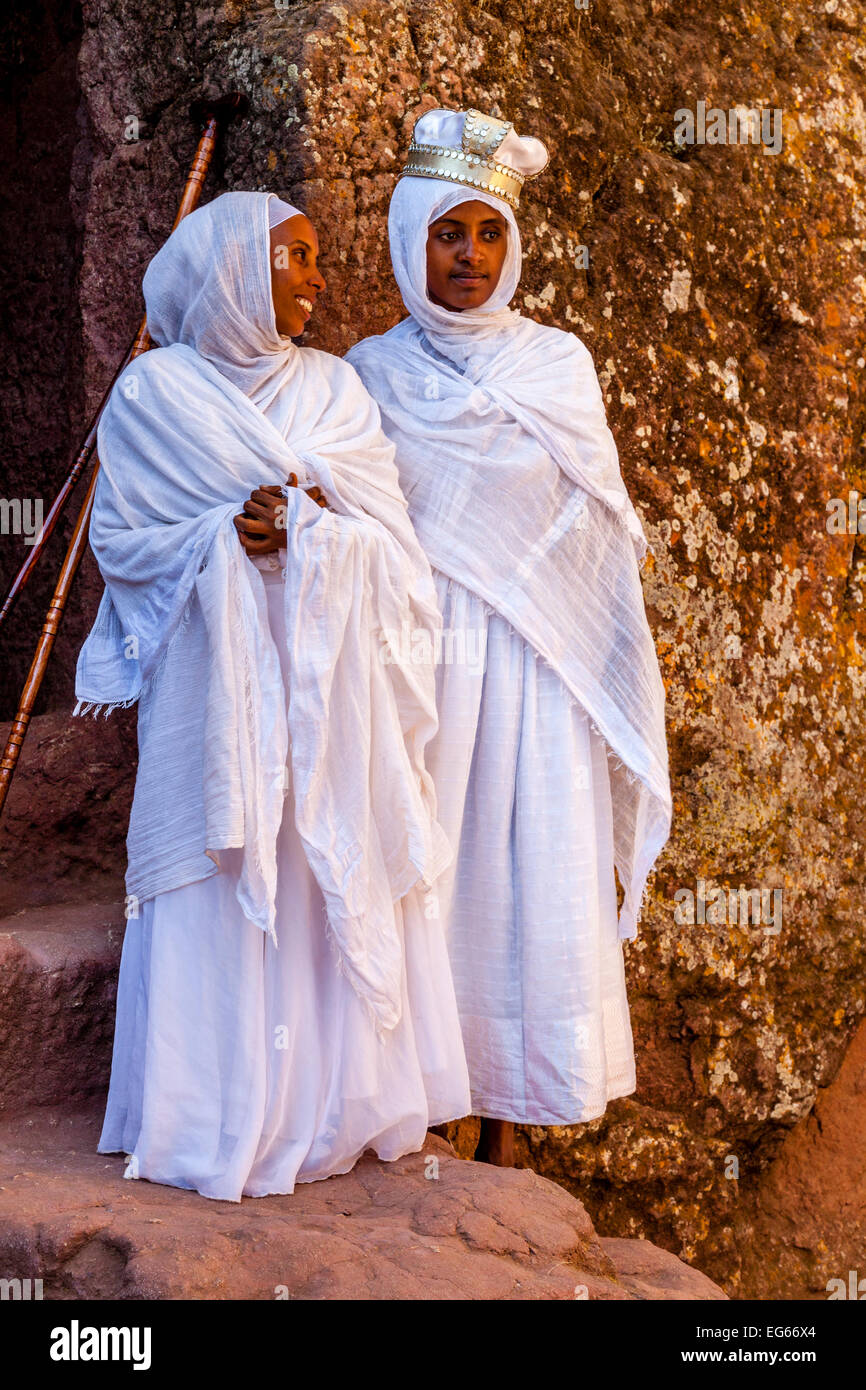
[73,189,471,1201]
[268,200,326,337]
[234,197,331,550]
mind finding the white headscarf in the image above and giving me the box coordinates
[388,181,522,356]
[347,161,672,942]
[143,190,304,411]
[386,106,546,359]
[267,196,302,229]
[379,172,650,548]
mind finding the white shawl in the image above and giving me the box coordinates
[347,179,672,940]
[74,191,451,1032]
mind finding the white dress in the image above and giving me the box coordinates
[98,555,472,1200]
[425,569,637,1125]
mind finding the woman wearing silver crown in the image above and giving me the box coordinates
[346,108,673,1165]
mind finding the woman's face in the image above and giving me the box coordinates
[426,199,509,312]
[269,214,326,337]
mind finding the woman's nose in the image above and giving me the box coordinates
[460,237,483,263]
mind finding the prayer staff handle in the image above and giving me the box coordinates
[0,92,248,819]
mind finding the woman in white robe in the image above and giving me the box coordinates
[347,109,672,1165]
[74,190,471,1201]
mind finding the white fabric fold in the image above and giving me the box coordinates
[74,191,451,1031]
[267,197,302,228]
[347,178,672,940]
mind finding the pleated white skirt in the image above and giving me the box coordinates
[426,570,637,1126]
[98,560,472,1201]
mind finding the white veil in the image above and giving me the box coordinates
[143,190,303,411]
[387,180,522,361]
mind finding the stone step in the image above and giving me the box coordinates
[0,710,134,919]
[0,901,124,1117]
[0,1105,727,1300]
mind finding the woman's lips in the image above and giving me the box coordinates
[296,294,313,318]
[452,273,486,286]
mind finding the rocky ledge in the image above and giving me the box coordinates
[0,1105,725,1301]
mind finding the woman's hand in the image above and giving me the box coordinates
[233,477,331,556]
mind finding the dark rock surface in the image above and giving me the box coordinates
[0,0,89,717]
[0,711,135,915]
[0,900,124,1116]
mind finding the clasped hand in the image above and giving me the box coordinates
[233,476,330,556]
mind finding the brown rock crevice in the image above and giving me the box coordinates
[0,0,89,719]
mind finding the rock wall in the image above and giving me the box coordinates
[1,0,864,1297]
[0,0,88,717]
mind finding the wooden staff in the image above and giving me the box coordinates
[0,93,247,817]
